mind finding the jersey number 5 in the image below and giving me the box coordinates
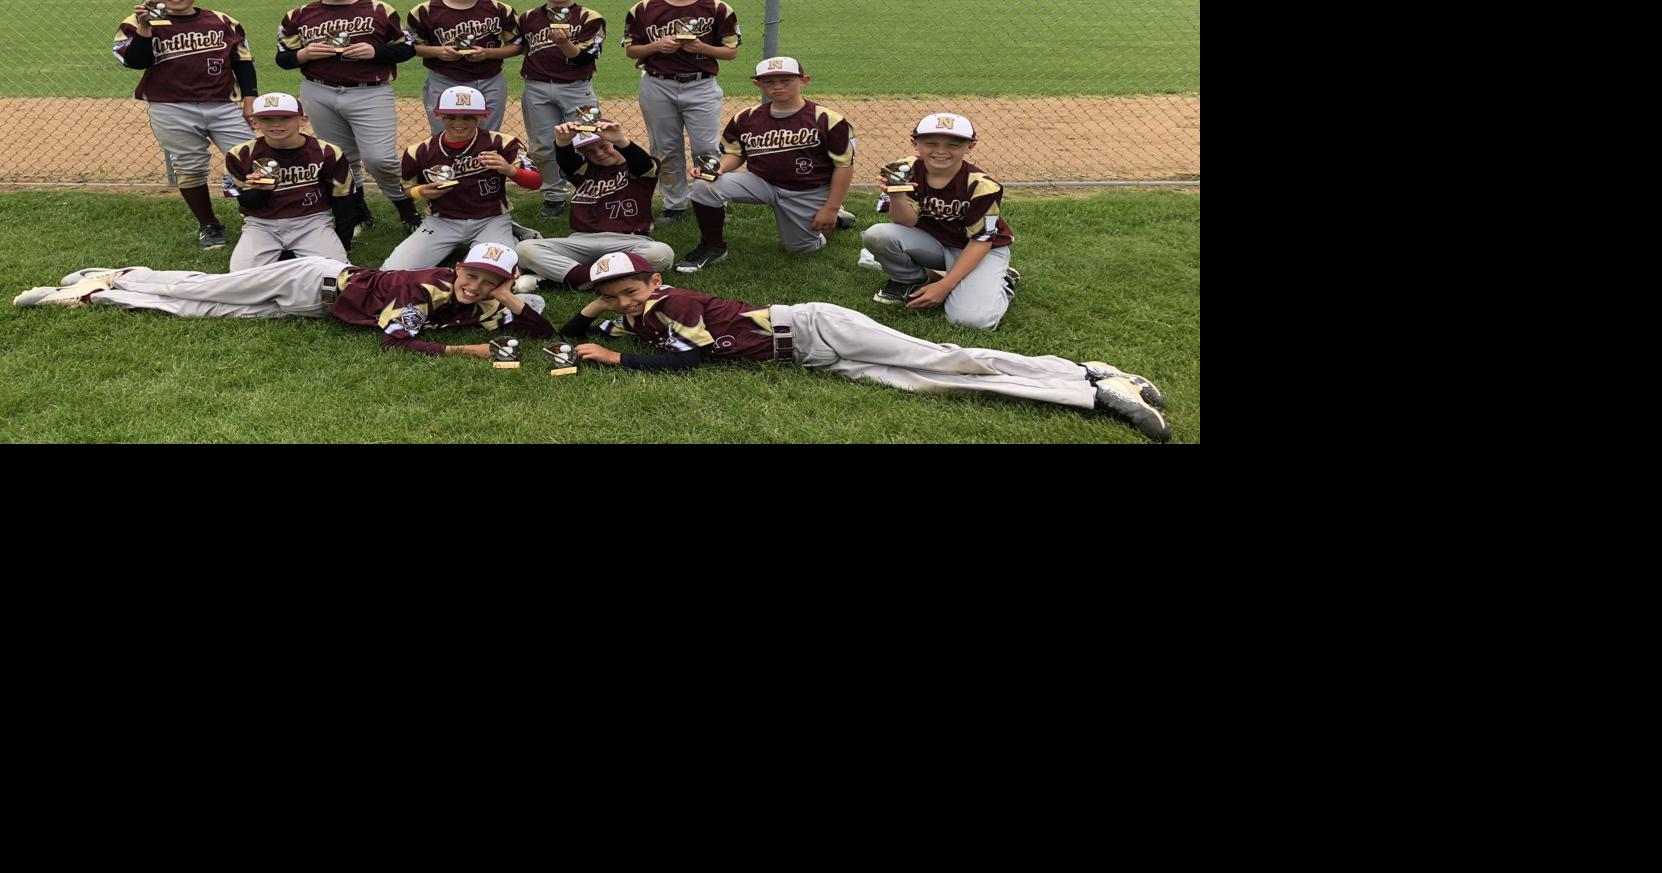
[208,58,224,76]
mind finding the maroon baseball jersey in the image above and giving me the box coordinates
[331,265,553,355]
[598,286,773,362]
[113,8,253,103]
[226,135,353,219]
[407,0,519,83]
[559,143,659,235]
[520,3,605,82]
[721,100,854,191]
[401,130,530,220]
[896,157,1015,250]
[278,0,407,87]
[623,0,740,77]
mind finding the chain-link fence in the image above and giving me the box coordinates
[0,0,1197,188]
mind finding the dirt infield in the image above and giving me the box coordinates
[0,94,1197,185]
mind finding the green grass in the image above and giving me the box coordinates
[0,1,1199,99]
[0,187,1199,443]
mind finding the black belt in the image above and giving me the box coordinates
[646,71,713,82]
[771,306,794,362]
[308,79,389,89]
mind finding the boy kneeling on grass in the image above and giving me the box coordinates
[555,251,1171,441]
[13,242,552,359]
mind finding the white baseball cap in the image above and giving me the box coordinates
[572,131,603,149]
[913,113,976,141]
[581,251,657,289]
[251,92,303,117]
[435,86,489,115]
[458,242,518,279]
[753,56,805,79]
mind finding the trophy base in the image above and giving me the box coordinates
[148,19,173,27]
[493,361,521,369]
[549,24,572,33]
[330,48,349,54]
[573,124,598,133]
[455,49,481,56]
[430,180,459,190]
[247,179,277,186]
[675,34,698,41]
[885,184,915,193]
[549,366,579,377]
[694,172,721,182]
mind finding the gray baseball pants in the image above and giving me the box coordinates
[692,172,829,254]
[88,257,348,319]
[862,223,1015,331]
[147,101,254,189]
[637,75,723,212]
[230,213,349,271]
[380,213,517,271]
[516,232,674,281]
[423,70,508,136]
[299,80,407,201]
[522,79,601,204]
[775,303,1094,410]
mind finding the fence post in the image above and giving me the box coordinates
[764,0,782,59]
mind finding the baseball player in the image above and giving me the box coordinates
[552,252,1171,441]
[623,0,741,224]
[677,57,857,273]
[519,1,607,218]
[407,0,520,137]
[863,113,1020,332]
[277,0,424,236]
[224,93,356,271]
[14,243,551,359]
[378,86,542,272]
[515,121,673,292]
[113,0,258,250]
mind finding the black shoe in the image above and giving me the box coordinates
[352,216,375,239]
[197,223,227,250]
[674,244,727,272]
[659,208,688,223]
[836,208,857,229]
[1082,362,1166,410]
[402,217,423,235]
[539,200,567,218]
[873,278,923,305]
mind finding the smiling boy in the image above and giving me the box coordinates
[224,93,357,270]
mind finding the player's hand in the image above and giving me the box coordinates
[431,45,463,62]
[811,206,840,236]
[597,121,627,145]
[905,281,953,310]
[680,39,704,55]
[422,183,452,199]
[478,150,513,175]
[579,296,610,318]
[295,43,330,62]
[133,4,156,36]
[553,122,580,146]
[654,36,681,54]
[489,276,522,305]
[340,43,376,61]
[551,27,574,47]
[464,49,489,62]
[575,343,621,366]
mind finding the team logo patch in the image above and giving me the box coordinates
[484,245,505,261]
[937,117,955,130]
[768,59,784,70]
[264,96,281,107]
[595,255,615,274]
[455,93,472,106]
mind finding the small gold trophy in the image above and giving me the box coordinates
[323,32,352,53]
[545,343,580,376]
[146,3,172,26]
[549,6,573,35]
[453,33,481,56]
[673,20,699,42]
[572,105,602,133]
[490,337,522,369]
[248,159,280,186]
[880,161,916,193]
[428,165,459,190]
[692,153,723,182]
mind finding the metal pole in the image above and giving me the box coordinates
[764,0,781,59]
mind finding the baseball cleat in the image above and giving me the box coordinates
[60,268,121,287]
[873,278,923,305]
[539,200,567,218]
[836,208,857,229]
[514,274,543,295]
[510,221,543,241]
[675,244,727,273]
[1094,379,1170,443]
[658,208,688,223]
[14,282,98,309]
[855,248,884,272]
[1082,361,1166,410]
[401,217,423,235]
[1004,266,1021,294]
[353,216,375,239]
[517,293,546,314]
[197,223,227,250]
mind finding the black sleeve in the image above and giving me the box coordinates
[331,197,357,251]
[232,60,258,98]
[620,349,703,371]
[124,35,155,68]
[236,187,274,210]
[558,312,599,339]
[554,144,585,177]
[508,305,556,339]
[275,48,301,69]
[565,50,597,68]
[374,43,416,64]
[620,142,655,178]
